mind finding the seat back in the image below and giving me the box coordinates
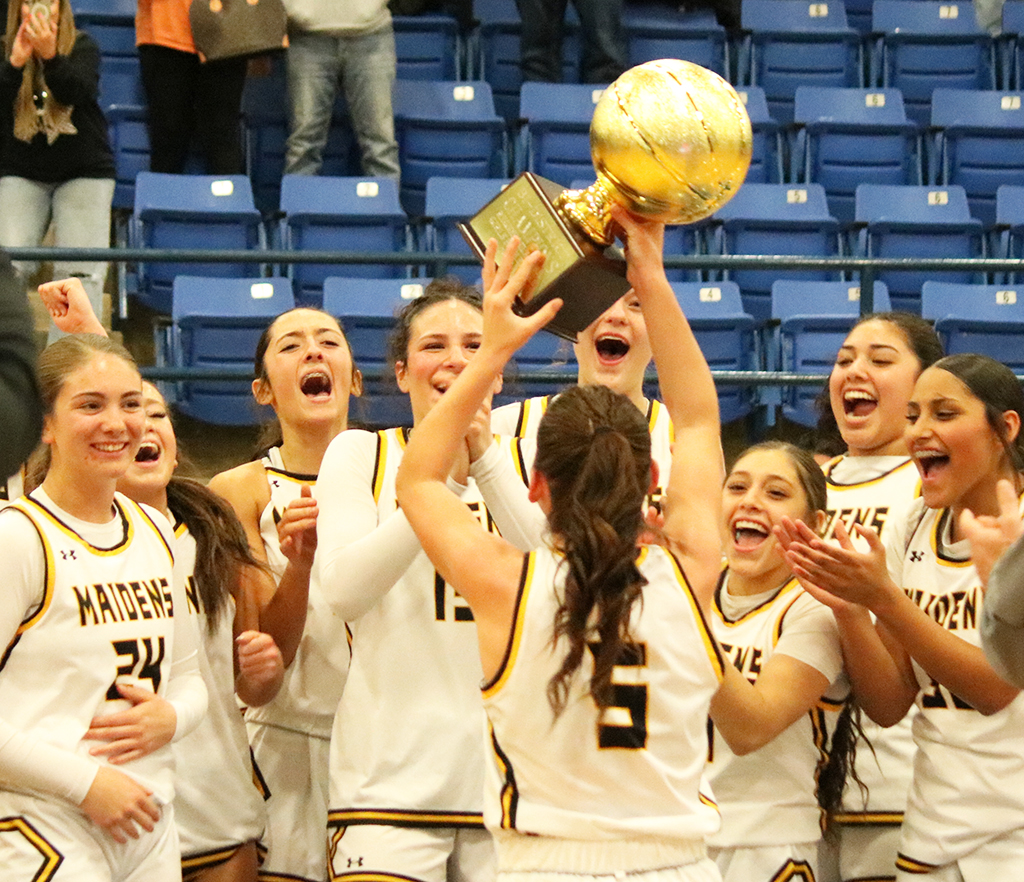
[1005,1,1024,90]
[922,281,1024,371]
[740,0,861,124]
[670,282,758,423]
[423,176,511,282]
[392,79,508,216]
[737,86,783,184]
[873,0,996,127]
[279,176,409,304]
[322,276,424,427]
[711,183,842,323]
[623,5,727,77]
[997,184,1024,273]
[771,279,892,426]
[75,0,137,59]
[856,183,985,312]
[793,86,921,223]
[132,174,265,313]
[518,82,607,185]
[99,55,144,111]
[168,276,294,425]
[392,14,461,80]
[931,89,1024,226]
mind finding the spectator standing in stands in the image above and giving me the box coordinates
[516,0,627,84]
[0,0,114,340]
[282,0,400,180]
[135,0,246,174]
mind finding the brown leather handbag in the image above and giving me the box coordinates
[189,0,289,63]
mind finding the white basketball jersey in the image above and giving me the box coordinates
[708,575,847,848]
[328,428,495,829]
[492,395,674,509]
[823,455,919,822]
[891,503,1024,871]
[244,448,349,739]
[482,544,724,842]
[0,491,179,802]
[172,524,266,862]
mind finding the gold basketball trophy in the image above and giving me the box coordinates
[458,59,754,340]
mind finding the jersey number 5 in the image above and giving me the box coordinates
[588,642,648,749]
[106,637,166,700]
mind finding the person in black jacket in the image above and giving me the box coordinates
[0,249,42,485]
[0,0,114,341]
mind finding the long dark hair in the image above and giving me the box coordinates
[534,385,652,719]
[166,476,266,634]
[388,276,483,373]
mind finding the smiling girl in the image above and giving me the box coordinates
[781,353,1024,881]
[316,277,526,882]
[210,307,362,882]
[817,313,943,882]
[707,442,848,882]
[0,334,207,879]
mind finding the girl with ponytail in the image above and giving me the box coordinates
[395,206,726,882]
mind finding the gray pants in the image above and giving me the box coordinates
[0,175,115,342]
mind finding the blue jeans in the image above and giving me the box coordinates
[0,175,114,342]
[284,24,401,179]
[515,0,626,84]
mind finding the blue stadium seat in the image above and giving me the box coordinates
[1005,2,1024,89]
[872,0,996,127]
[393,14,462,80]
[623,4,728,77]
[922,280,1024,372]
[279,176,410,307]
[671,282,759,424]
[242,58,363,214]
[931,88,1024,226]
[163,276,294,426]
[793,86,922,224]
[392,79,508,216]
[321,276,423,428]
[99,55,144,113]
[75,0,136,60]
[996,184,1024,279]
[131,174,266,314]
[739,0,862,124]
[518,82,606,185]
[709,183,843,324]
[771,279,893,426]
[737,86,783,184]
[423,176,511,283]
[855,183,986,313]
[107,105,150,210]
[472,0,580,121]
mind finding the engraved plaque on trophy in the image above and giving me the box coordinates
[458,59,754,341]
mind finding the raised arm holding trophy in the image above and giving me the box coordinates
[459,59,754,340]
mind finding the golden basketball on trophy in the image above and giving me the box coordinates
[459,59,753,340]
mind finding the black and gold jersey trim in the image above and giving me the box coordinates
[265,466,318,485]
[0,815,63,880]
[482,552,533,697]
[830,810,903,826]
[327,809,484,829]
[667,550,726,681]
[182,842,249,876]
[895,853,939,874]
[490,724,519,830]
[16,495,134,555]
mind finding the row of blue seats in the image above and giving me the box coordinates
[157,272,1024,431]
[119,171,1024,324]
[82,0,1024,125]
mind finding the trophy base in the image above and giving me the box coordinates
[457,172,630,342]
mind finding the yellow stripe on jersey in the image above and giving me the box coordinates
[715,576,802,628]
[4,504,56,636]
[326,809,484,828]
[768,860,815,881]
[182,844,244,874]
[489,723,519,829]
[506,436,530,487]
[0,816,63,880]
[372,431,389,504]
[665,549,726,681]
[516,396,550,437]
[830,810,903,825]
[771,582,804,647]
[895,853,940,874]
[482,552,535,698]
[18,496,134,555]
[823,456,919,490]
[646,398,659,434]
